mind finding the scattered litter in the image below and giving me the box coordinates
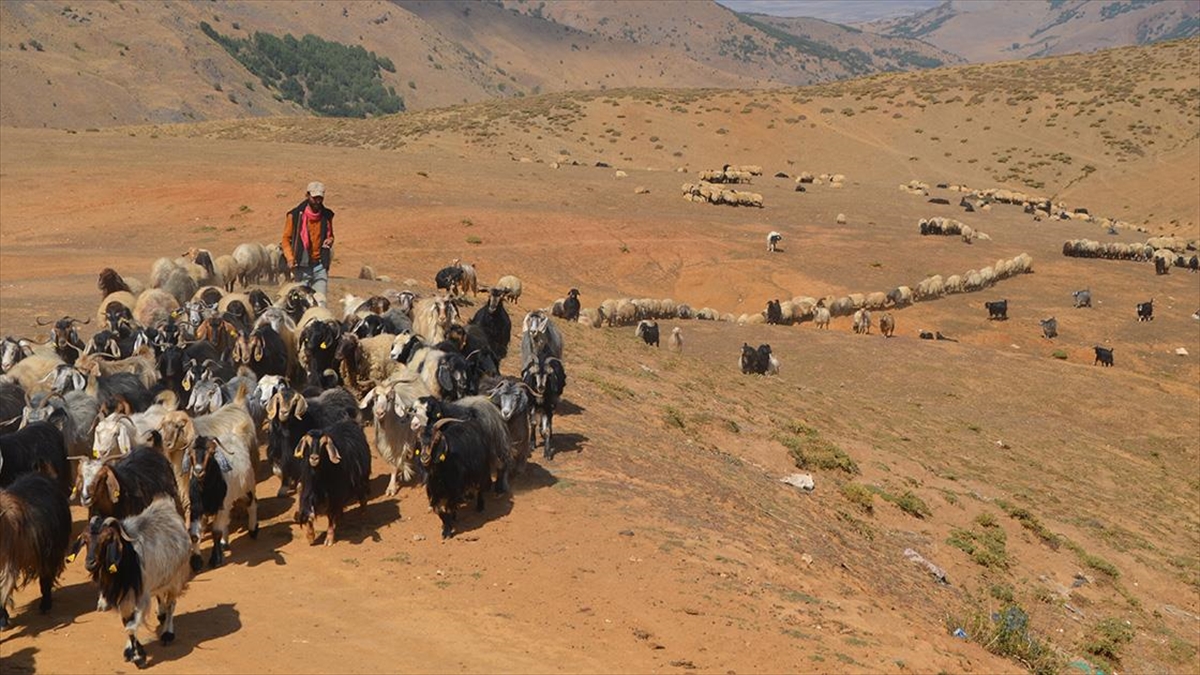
[1067,658,1108,675]
[904,548,949,585]
[780,473,815,492]
[1072,573,1093,588]
[619,529,635,537]
[995,439,1010,449]
[1175,347,1189,356]
[800,554,814,566]
[669,660,697,670]
[412,534,426,542]
[1064,603,1084,617]
[1161,605,1200,621]
[952,628,967,639]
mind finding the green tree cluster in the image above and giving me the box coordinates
[200,22,403,118]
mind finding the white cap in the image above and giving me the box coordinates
[306,181,326,197]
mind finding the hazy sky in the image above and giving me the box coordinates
[714,0,943,24]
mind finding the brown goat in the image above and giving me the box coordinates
[0,472,72,629]
[97,268,132,298]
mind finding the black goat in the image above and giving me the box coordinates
[0,471,72,629]
[299,319,341,387]
[739,343,778,375]
[435,266,464,295]
[562,289,581,322]
[242,323,289,380]
[264,387,358,497]
[419,417,494,539]
[636,320,660,347]
[247,289,273,316]
[985,300,1008,321]
[470,289,512,360]
[765,300,783,325]
[76,447,180,520]
[0,381,25,435]
[1136,299,1154,322]
[1155,255,1170,275]
[35,315,89,365]
[0,421,70,496]
[1094,346,1114,367]
[293,423,372,547]
[522,355,566,460]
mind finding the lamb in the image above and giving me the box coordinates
[636,320,660,347]
[72,497,191,667]
[293,422,372,546]
[667,327,683,352]
[0,472,72,630]
[182,435,258,569]
[359,374,431,497]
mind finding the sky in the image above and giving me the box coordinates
[714,0,944,24]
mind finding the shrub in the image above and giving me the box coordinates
[1082,618,1134,664]
[840,483,875,514]
[953,603,1062,675]
[775,421,858,475]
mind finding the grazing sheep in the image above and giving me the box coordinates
[0,472,72,630]
[133,289,180,329]
[879,313,895,338]
[494,276,523,305]
[813,306,831,329]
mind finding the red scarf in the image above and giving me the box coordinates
[301,205,322,249]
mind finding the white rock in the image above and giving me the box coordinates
[1175,347,1189,356]
[780,473,814,492]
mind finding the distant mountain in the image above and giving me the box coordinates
[0,0,962,129]
[869,0,1200,62]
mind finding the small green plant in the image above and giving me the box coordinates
[465,235,482,245]
[1082,618,1134,665]
[888,490,932,519]
[460,217,473,226]
[775,421,858,475]
[1051,349,1068,359]
[840,483,875,514]
[948,515,1010,569]
[989,583,1015,603]
[953,603,1062,675]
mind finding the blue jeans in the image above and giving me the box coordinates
[294,263,328,305]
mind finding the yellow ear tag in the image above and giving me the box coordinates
[112,487,120,499]
[438,453,446,462]
[229,328,237,337]
[183,380,191,391]
[320,342,327,349]
[70,486,78,499]
[66,553,77,563]
[108,563,118,573]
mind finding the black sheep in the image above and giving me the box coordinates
[562,289,581,322]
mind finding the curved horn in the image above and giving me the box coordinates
[35,316,53,326]
[71,316,92,325]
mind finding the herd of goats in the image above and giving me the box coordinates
[0,254,571,666]
[2,176,1198,667]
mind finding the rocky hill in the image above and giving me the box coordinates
[869,0,1200,62]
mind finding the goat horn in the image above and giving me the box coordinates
[35,316,53,326]
[432,417,465,430]
[71,316,92,325]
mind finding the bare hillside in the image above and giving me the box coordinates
[870,0,1200,62]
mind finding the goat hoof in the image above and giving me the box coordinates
[441,528,453,540]
[209,553,223,569]
[123,645,136,662]
[189,554,203,572]
[0,609,9,630]
[39,597,52,613]
[161,631,175,645]
[249,525,260,540]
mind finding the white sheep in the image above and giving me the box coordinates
[667,327,683,352]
